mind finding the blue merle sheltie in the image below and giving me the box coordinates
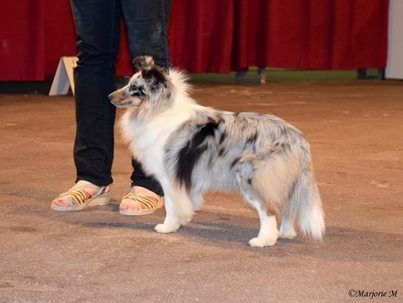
[108,56,325,247]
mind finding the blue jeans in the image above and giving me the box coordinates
[71,0,170,195]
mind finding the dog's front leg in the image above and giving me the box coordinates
[155,182,194,234]
[155,194,180,233]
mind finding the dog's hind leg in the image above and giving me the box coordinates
[155,180,194,234]
[191,193,205,211]
[279,203,297,239]
[250,152,301,241]
[277,181,297,240]
[236,172,279,247]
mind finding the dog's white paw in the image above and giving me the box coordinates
[154,223,179,234]
[279,222,297,239]
[179,217,192,226]
[278,229,297,239]
[248,237,277,247]
[192,196,204,211]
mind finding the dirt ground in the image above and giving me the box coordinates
[0,79,402,302]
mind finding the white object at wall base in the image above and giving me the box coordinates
[386,0,403,79]
[49,56,78,96]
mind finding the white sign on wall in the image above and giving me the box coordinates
[386,0,403,79]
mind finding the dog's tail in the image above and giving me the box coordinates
[289,152,325,240]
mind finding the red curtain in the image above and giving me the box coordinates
[168,0,235,73]
[0,0,388,81]
[1,1,46,80]
[230,0,388,70]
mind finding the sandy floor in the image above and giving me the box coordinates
[0,80,402,302]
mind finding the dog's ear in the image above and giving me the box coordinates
[132,56,155,71]
[142,67,167,88]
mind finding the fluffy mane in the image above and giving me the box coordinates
[167,69,192,99]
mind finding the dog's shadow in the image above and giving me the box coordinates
[9,188,402,264]
[53,205,403,263]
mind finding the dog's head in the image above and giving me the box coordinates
[108,56,171,109]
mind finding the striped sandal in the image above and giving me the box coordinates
[119,187,164,216]
[51,180,111,212]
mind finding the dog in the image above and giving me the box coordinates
[108,56,325,247]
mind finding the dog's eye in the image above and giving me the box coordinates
[144,78,155,86]
[129,84,146,97]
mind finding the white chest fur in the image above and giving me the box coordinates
[120,100,195,180]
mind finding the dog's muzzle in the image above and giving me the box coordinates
[108,90,141,107]
[108,90,123,106]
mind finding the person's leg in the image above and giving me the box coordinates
[51,0,120,211]
[131,159,163,196]
[51,0,121,211]
[71,0,121,186]
[121,0,171,69]
[118,0,171,215]
[122,0,171,195]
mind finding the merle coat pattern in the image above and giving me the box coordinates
[108,56,325,247]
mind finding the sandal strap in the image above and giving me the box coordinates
[122,193,160,210]
[70,189,92,205]
[57,185,108,206]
